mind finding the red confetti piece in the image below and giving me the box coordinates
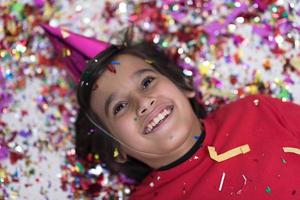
[107,64,116,73]
[9,151,24,164]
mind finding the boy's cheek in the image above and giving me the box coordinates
[114,118,138,136]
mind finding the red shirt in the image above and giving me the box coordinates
[130,95,300,200]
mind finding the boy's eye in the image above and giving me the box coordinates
[112,76,155,116]
[113,102,127,115]
[142,76,155,89]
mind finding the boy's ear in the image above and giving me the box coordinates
[114,148,128,164]
[183,76,196,98]
[184,90,196,98]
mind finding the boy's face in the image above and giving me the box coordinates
[90,54,201,168]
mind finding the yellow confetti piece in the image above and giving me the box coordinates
[208,144,250,162]
[0,168,7,179]
[113,147,119,158]
[145,59,153,65]
[198,61,214,76]
[290,56,300,71]
[61,30,70,39]
[62,48,71,57]
[282,147,300,155]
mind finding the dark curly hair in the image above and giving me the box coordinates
[76,41,206,183]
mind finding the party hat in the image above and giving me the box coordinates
[41,24,110,82]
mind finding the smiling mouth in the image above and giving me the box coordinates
[144,105,174,134]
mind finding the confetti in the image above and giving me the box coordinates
[107,64,117,74]
[149,182,154,187]
[145,59,153,65]
[282,147,300,155]
[253,99,260,106]
[208,144,250,162]
[111,61,120,65]
[194,135,200,140]
[265,186,271,193]
[218,172,226,192]
[236,174,247,194]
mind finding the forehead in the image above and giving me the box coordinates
[98,54,151,84]
[92,54,153,99]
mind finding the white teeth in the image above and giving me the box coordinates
[145,107,172,133]
[153,117,160,124]
[163,110,168,115]
[158,113,164,120]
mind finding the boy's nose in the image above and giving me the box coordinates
[137,97,156,116]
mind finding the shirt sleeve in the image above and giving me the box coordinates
[259,95,300,138]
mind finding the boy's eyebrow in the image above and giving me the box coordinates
[131,68,156,79]
[104,68,156,116]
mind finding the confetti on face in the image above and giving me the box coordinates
[107,61,120,74]
[107,64,116,73]
[107,60,120,74]
[92,83,99,91]
[111,61,120,65]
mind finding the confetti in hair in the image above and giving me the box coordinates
[145,59,153,65]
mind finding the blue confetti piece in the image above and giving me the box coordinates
[194,135,200,140]
[111,61,120,65]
